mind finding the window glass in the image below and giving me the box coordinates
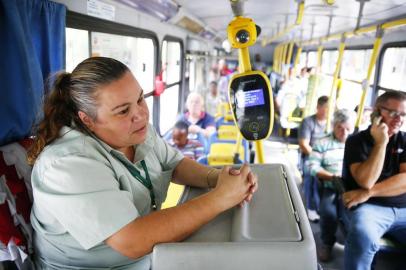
[307,51,317,67]
[337,80,363,111]
[66,28,89,72]
[321,50,338,75]
[91,32,155,93]
[160,40,182,134]
[341,49,372,82]
[162,40,181,84]
[317,74,333,97]
[380,47,406,92]
[159,85,179,134]
[298,52,307,70]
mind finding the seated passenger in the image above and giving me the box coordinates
[167,120,204,161]
[179,92,216,138]
[28,57,258,269]
[342,91,406,270]
[309,109,355,262]
[298,95,329,222]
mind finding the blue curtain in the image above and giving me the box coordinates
[0,0,66,145]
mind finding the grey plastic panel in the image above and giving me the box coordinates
[152,164,317,270]
[232,164,301,242]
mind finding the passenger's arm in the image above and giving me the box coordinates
[343,163,406,208]
[368,163,406,197]
[105,165,253,259]
[188,124,215,138]
[171,158,220,188]
[299,138,312,155]
[172,158,258,203]
[349,120,389,189]
[316,169,335,181]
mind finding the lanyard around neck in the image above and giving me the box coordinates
[120,159,156,209]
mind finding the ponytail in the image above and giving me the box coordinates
[28,72,76,165]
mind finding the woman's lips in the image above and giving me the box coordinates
[133,125,147,134]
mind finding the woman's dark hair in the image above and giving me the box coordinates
[28,57,129,165]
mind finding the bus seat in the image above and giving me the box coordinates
[214,102,231,119]
[215,116,235,129]
[207,143,244,166]
[217,125,239,140]
[208,133,249,162]
[0,139,34,269]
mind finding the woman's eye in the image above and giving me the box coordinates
[118,108,129,115]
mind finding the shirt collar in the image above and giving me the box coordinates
[61,124,154,163]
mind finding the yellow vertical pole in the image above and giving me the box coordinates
[355,28,383,130]
[293,45,302,77]
[274,45,281,73]
[281,43,287,73]
[304,45,323,117]
[316,44,323,71]
[238,47,252,72]
[255,141,265,164]
[326,35,346,132]
[287,42,294,66]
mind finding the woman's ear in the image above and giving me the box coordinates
[78,111,94,131]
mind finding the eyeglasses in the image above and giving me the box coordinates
[380,106,406,118]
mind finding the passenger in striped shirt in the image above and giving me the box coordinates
[168,120,205,161]
[309,109,355,262]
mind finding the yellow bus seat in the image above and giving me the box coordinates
[208,143,245,166]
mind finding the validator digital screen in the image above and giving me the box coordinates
[236,89,265,108]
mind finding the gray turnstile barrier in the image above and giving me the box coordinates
[152,164,317,270]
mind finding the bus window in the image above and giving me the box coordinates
[299,51,307,70]
[160,40,182,134]
[307,51,318,67]
[317,75,333,97]
[380,47,406,92]
[66,28,89,72]
[321,50,338,75]
[337,49,373,110]
[91,32,154,91]
[341,49,373,82]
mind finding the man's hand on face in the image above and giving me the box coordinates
[370,116,389,146]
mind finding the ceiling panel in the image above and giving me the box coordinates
[120,0,406,45]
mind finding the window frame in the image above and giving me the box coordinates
[157,35,184,135]
[375,41,406,96]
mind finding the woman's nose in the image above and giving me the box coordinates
[131,106,145,122]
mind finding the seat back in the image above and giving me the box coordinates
[0,139,34,268]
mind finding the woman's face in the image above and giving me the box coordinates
[87,71,149,151]
[187,95,203,115]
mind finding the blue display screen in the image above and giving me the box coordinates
[236,89,265,108]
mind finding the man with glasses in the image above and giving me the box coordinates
[342,91,406,270]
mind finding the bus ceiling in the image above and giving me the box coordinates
[113,0,406,48]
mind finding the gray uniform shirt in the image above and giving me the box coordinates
[30,124,183,269]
